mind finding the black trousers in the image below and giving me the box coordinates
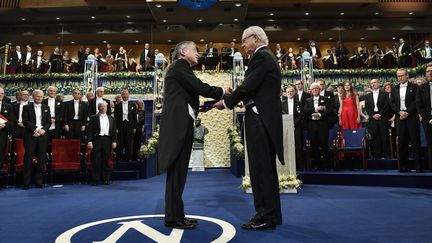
[244,109,282,225]
[133,125,144,161]
[67,120,83,140]
[118,120,134,161]
[309,120,330,169]
[165,121,193,222]
[368,115,389,158]
[396,116,421,170]
[13,126,25,139]
[421,121,432,169]
[24,133,48,186]
[91,136,112,182]
[0,131,8,179]
[294,127,304,170]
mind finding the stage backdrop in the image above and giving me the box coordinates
[196,72,232,168]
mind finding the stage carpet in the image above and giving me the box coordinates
[1,169,431,243]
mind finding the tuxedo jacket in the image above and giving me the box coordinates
[42,98,64,121]
[205,48,218,57]
[416,81,432,123]
[0,97,11,105]
[22,104,51,134]
[398,44,411,56]
[307,46,322,58]
[364,91,389,118]
[21,51,33,64]
[158,58,223,173]
[281,98,303,128]
[87,114,117,143]
[114,101,137,128]
[294,91,311,108]
[224,46,285,165]
[139,49,153,67]
[390,82,418,119]
[104,49,117,58]
[0,102,14,131]
[9,51,22,67]
[304,96,329,122]
[63,100,89,126]
[12,102,31,124]
[88,98,112,116]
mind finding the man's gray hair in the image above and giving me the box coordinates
[310,82,320,89]
[173,41,195,60]
[32,89,43,97]
[96,86,104,92]
[244,26,269,45]
[98,101,108,108]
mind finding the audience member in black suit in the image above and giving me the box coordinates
[88,87,112,117]
[336,42,349,69]
[397,38,412,68]
[9,45,22,74]
[63,89,88,140]
[42,86,64,140]
[139,43,153,71]
[282,86,304,169]
[304,82,330,170]
[364,79,390,159]
[307,40,322,68]
[416,63,432,170]
[390,68,421,172]
[294,80,311,108]
[228,41,238,56]
[0,84,12,104]
[215,26,285,230]
[133,100,145,161]
[205,42,218,57]
[104,43,117,58]
[159,41,227,229]
[318,79,338,128]
[87,101,117,185]
[12,90,30,139]
[22,90,51,189]
[114,90,137,161]
[21,45,34,74]
[0,87,14,186]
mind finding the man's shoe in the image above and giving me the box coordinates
[91,182,99,186]
[103,180,112,185]
[165,219,197,229]
[23,185,30,190]
[35,184,44,189]
[185,218,198,224]
[241,221,276,230]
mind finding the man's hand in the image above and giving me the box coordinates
[317,105,326,111]
[112,142,117,149]
[224,87,233,97]
[372,114,381,120]
[399,111,408,120]
[64,125,70,132]
[32,132,40,137]
[37,129,46,136]
[87,142,93,150]
[0,124,5,130]
[18,122,25,128]
[81,125,86,131]
[133,129,136,133]
[213,100,225,110]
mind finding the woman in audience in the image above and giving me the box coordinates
[338,81,361,130]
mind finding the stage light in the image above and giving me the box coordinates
[235,3,241,7]
[168,40,172,43]
[340,12,345,16]
[375,12,379,15]
[71,41,75,44]
[21,18,26,21]
[305,12,309,16]
[155,4,162,8]
[234,18,238,22]
[126,16,131,19]
[200,39,205,42]
[163,19,167,23]
[91,16,96,19]
[56,17,60,20]
[135,40,139,43]
[198,18,203,22]
[269,13,274,16]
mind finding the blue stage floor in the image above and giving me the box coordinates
[1,169,432,243]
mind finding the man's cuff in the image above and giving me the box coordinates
[222,100,228,109]
[221,87,225,99]
[429,119,432,124]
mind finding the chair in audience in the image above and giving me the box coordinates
[50,139,83,184]
[335,128,367,169]
[84,147,116,183]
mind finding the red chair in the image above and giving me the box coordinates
[85,146,115,182]
[50,139,83,184]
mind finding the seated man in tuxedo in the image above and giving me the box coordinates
[304,82,330,170]
[281,86,304,169]
[87,101,117,185]
[22,90,51,189]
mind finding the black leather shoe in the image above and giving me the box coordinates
[103,180,112,185]
[185,218,198,224]
[23,185,30,190]
[91,182,99,186]
[241,221,276,230]
[35,184,44,189]
[165,219,197,229]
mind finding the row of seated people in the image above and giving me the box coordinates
[281,64,432,173]
[0,86,146,189]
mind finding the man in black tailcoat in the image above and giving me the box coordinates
[22,90,51,189]
[416,63,432,170]
[158,41,228,229]
[215,26,284,230]
[390,68,421,172]
[42,86,64,140]
[114,90,137,161]
[364,79,389,159]
[0,87,14,187]
[87,101,117,185]
[63,89,88,139]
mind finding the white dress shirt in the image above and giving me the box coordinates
[25,52,32,64]
[425,47,431,59]
[298,90,303,101]
[310,46,317,56]
[74,100,80,119]
[16,51,22,60]
[122,101,129,121]
[287,98,294,115]
[48,97,56,130]
[399,83,408,110]
[372,90,379,112]
[34,104,42,130]
[0,100,2,112]
[36,56,42,68]
[398,44,404,56]
[18,101,28,123]
[99,114,110,136]
[313,96,319,110]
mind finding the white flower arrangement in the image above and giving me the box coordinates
[139,127,159,159]
[227,127,244,159]
[240,174,302,191]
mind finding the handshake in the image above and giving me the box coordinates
[199,87,233,112]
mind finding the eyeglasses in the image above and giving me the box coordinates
[241,34,255,44]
